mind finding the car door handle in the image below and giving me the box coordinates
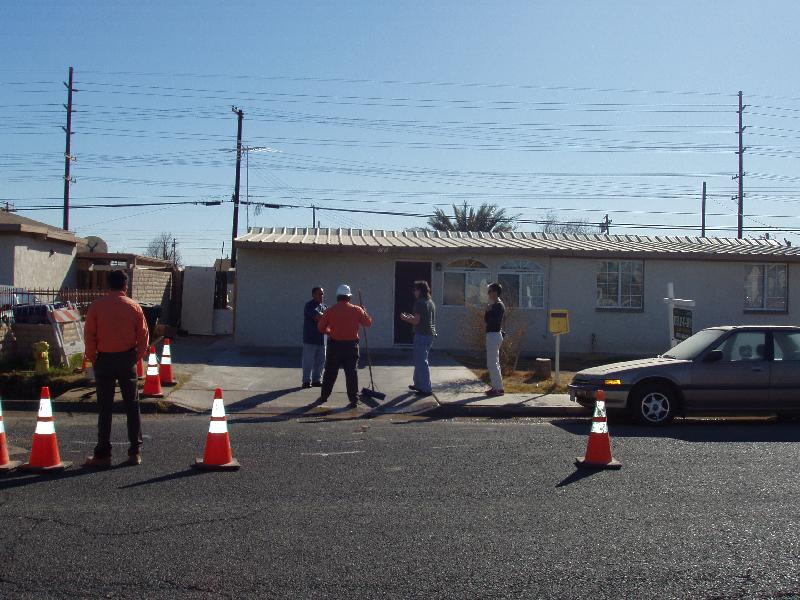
[751,367,763,372]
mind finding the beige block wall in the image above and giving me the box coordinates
[130,269,173,322]
[11,235,77,289]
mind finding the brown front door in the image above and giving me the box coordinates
[394,261,432,345]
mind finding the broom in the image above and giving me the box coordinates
[357,290,386,401]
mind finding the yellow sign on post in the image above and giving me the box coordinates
[548,309,570,335]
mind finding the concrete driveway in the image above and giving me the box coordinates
[168,336,481,416]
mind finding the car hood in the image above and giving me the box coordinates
[576,357,687,378]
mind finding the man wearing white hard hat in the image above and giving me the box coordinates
[316,284,373,407]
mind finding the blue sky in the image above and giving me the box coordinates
[3,1,800,264]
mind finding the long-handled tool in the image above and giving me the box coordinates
[357,290,386,401]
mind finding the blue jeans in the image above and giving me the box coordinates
[301,343,326,384]
[412,334,434,393]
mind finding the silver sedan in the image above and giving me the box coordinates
[568,325,800,425]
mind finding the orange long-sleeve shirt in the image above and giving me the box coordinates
[317,300,372,341]
[84,291,149,362]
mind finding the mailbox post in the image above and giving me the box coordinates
[548,309,570,385]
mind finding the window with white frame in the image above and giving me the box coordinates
[497,260,544,309]
[596,260,644,309]
[744,263,787,311]
[443,259,490,306]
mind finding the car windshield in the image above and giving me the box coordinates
[662,329,728,360]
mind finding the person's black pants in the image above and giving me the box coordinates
[93,348,143,458]
[320,340,360,402]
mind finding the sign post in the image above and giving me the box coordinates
[548,309,570,385]
[663,283,695,347]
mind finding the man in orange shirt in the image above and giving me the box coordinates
[83,270,149,467]
[317,284,372,408]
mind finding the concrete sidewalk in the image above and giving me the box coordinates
[30,336,588,418]
[163,337,590,418]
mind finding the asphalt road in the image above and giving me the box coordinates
[1,411,799,600]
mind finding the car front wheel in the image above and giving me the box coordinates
[630,384,676,426]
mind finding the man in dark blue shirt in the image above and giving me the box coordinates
[302,287,327,388]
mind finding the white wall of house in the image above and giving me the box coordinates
[1,234,77,289]
[235,246,800,356]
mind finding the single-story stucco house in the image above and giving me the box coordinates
[0,211,84,289]
[233,227,800,356]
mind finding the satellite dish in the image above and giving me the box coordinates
[81,236,109,254]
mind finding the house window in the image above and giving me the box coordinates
[443,259,490,306]
[497,260,544,309]
[596,260,643,309]
[744,264,787,311]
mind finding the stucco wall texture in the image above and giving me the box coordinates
[1,235,77,289]
[234,248,800,356]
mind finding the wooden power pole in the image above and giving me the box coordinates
[231,106,244,267]
[62,66,75,231]
[736,91,746,238]
[701,181,707,237]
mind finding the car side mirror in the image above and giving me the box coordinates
[704,349,723,363]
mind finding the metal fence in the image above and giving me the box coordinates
[0,287,107,319]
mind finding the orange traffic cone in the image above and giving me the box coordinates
[142,346,164,398]
[193,388,240,471]
[575,391,621,470]
[0,399,21,472]
[20,387,72,472]
[159,338,177,386]
[136,356,145,380]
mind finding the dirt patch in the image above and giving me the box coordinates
[452,354,636,395]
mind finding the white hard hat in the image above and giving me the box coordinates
[336,284,352,296]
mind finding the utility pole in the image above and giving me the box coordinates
[245,145,250,231]
[62,66,76,231]
[736,90,746,239]
[600,214,612,234]
[172,237,177,266]
[312,205,316,228]
[701,181,707,237]
[231,106,244,268]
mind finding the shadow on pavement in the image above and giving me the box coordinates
[300,393,425,423]
[225,387,303,413]
[550,417,800,443]
[227,399,336,424]
[118,468,205,489]
[0,466,98,491]
[556,468,601,488]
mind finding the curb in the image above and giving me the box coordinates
[426,403,592,419]
[2,399,199,415]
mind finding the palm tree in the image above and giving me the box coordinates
[426,202,518,233]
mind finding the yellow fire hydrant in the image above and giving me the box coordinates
[33,341,49,375]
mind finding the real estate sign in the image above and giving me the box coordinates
[673,307,692,342]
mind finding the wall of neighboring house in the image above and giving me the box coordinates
[0,237,15,285]
[11,235,77,289]
[235,248,396,348]
[234,247,800,355]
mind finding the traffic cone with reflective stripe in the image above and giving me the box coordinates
[0,399,21,472]
[193,388,240,471]
[142,346,164,398]
[20,387,72,472]
[136,356,145,380]
[159,338,177,386]
[575,391,621,470]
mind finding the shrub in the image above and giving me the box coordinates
[458,305,528,375]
